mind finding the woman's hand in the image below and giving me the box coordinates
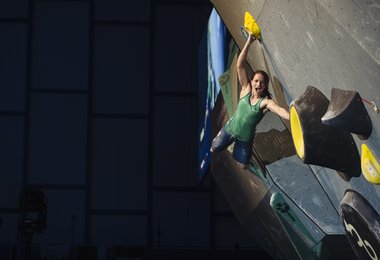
[247,32,256,44]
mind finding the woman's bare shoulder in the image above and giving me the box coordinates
[261,96,270,103]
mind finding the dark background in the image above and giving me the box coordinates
[0,0,270,259]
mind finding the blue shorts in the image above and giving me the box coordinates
[211,127,253,165]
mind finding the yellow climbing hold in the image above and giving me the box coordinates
[361,144,380,184]
[244,11,261,39]
[290,106,304,159]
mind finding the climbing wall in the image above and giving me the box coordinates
[210,0,380,258]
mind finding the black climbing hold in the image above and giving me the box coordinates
[321,88,372,139]
[290,86,360,180]
[340,189,380,259]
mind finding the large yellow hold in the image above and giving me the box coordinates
[361,144,380,184]
[244,11,261,40]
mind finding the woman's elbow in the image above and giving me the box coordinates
[282,110,290,120]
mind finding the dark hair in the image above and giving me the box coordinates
[253,70,272,98]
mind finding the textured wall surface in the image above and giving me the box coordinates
[211,0,380,211]
[211,0,380,258]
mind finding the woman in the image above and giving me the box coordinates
[210,33,289,169]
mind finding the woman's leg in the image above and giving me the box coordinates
[210,127,234,153]
[210,128,234,172]
[232,140,253,170]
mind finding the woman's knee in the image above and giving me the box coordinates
[210,130,223,153]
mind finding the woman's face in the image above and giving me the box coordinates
[251,73,266,96]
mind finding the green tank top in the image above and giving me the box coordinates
[225,93,265,142]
